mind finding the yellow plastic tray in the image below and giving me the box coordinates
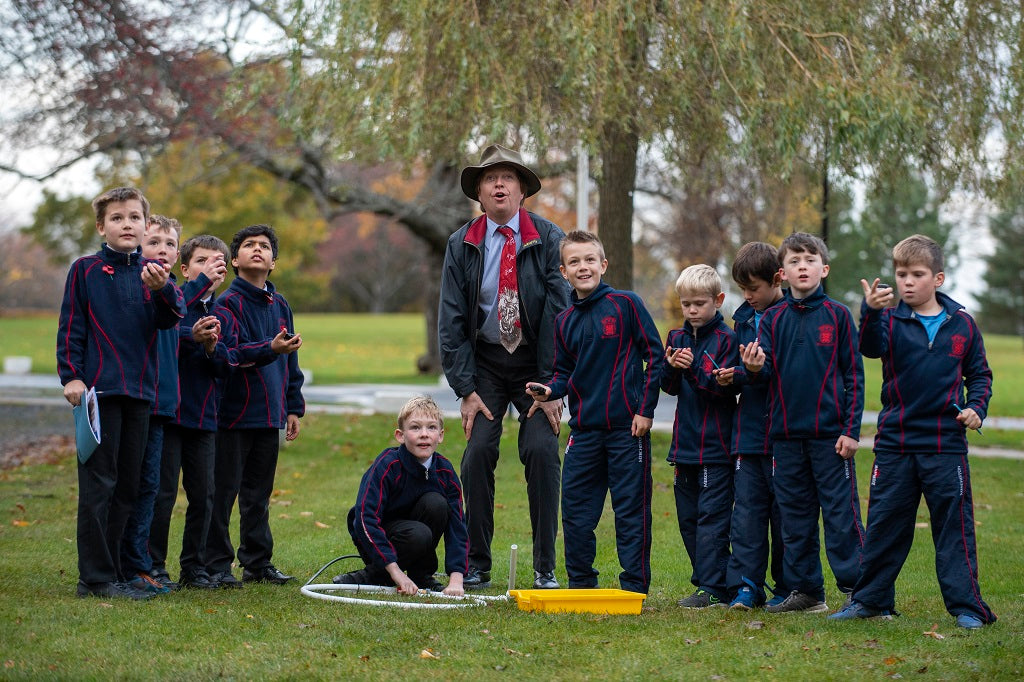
[508,588,646,615]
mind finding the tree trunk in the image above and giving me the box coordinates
[417,250,443,374]
[597,124,640,290]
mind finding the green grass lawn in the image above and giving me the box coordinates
[1,412,1021,679]
[5,313,1024,416]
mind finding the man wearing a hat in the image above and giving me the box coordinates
[439,144,570,590]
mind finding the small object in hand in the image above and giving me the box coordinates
[666,347,675,354]
[281,326,295,340]
[877,283,891,289]
[528,383,547,396]
[952,402,983,435]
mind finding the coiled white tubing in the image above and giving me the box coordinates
[300,583,509,609]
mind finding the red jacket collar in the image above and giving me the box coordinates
[464,209,541,247]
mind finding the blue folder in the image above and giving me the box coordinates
[73,387,101,463]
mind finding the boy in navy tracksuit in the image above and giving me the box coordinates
[120,215,184,594]
[528,230,663,593]
[149,235,232,590]
[208,224,305,587]
[719,243,789,610]
[733,232,865,613]
[829,234,996,629]
[57,187,185,600]
[662,264,739,608]
[333,396,469,595]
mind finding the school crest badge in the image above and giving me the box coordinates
[950,334,966,358]
[601,316,618,338]
[817,324,835,345]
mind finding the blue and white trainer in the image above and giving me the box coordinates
[827,601,893,621]
[729,586,757,611]
[956,614,985,630]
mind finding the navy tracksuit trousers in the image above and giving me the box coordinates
[726,454,788,603]
[773,438,865,602]
[673,462,733,599]
[853,452,996,623]
[562,429,652,593]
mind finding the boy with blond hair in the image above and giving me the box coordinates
[733,232,865,614]
[829,234,995,629]
[529,230,663,593]
[662,264,739,608]
[57,187,185,600]
[334,396,468,595]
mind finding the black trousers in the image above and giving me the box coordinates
[207,428,280,573]
[460,342,561,574]
[77,396,150,586]
[350,492,449,583]
[150,424,216,575]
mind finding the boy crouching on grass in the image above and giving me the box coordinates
[828,234,996,629]
[528,230,664,594]
[333,396,468,595]
[57,187,185,600]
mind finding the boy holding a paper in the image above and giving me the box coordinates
[57,187,185,600]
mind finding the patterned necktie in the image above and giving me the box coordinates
[496,226,522,353]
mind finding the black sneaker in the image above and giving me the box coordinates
[180,569,219,590]
[463,567,491,590]
[677,588,727,609]
[533,570,559,589]
[764,590,828,614]
[148,569,180,592]
[77,581,154,601]
[208,570,243,589]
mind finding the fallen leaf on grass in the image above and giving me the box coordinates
[420,649,440,659]
[278,514,291,519]
[298,623,314,629]
[685,638,701,645]
[504,648,524,656]
[885,673,903,679]
[15,503,25,513]
[864,638,881,648]
[300,511,313,517]
[4,661,12,669]
[11,519,30,527]
[922,624,945,640]
[314,521,330,529]
[917,666,928,673]
[494,503,505,509]
[246,614,254,619]
[915,522,929,529]
[99,602,113,608]
[274,499,293,507]
[884,656,905,665]
[746,620,765,630]
[359,655,369,661]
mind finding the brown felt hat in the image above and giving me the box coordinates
[460,144,542,201]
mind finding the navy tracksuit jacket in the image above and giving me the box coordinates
[725,300,788,602]
[545,282,663,593]
[662,312,738,597]
[734,286,866,599]
[214,276,305,429]
[853,292,995,622]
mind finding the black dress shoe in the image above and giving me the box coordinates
[463,567,491,590]
[180,569,219,590]
[533,570,559,589]
[332,567,387,586]
[242,564,294,585]
[208,570,243,589]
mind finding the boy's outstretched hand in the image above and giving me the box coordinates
[525,383,561,435]
[385,563,419,595]
[271,328,301,354]
[835,434,858,460]
[141,260,171,291]
[860,278,895,310]
[739,340,765,373]
[665,346,693,369]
